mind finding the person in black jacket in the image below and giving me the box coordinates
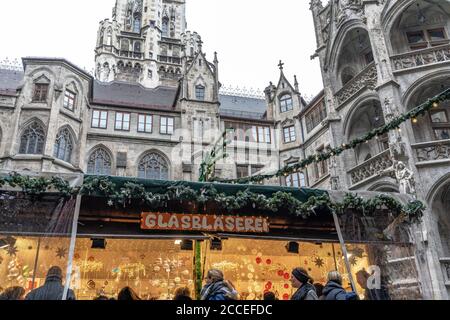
[321,271,347,300]
[25,266,76,300]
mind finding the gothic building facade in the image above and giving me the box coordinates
[310,0,450,299]
[0,0,449,299]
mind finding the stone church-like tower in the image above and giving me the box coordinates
[95,0,201,88]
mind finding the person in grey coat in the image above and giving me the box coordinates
[25,266,76,300]
[290,268,318,301]
[321,271,347,300]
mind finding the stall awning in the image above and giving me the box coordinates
[89,175,328,203]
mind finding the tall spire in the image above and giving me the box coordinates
[294,75,299,92]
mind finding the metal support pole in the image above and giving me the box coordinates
[30,237,41,290]
[332,210,358,295]
[62,191,83,300]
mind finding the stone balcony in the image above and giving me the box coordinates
[335,62,377,108]
[411,139,450,166]
[347,149,393,188]
[390,44,450,72]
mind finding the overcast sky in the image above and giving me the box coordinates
[0,0,324,97]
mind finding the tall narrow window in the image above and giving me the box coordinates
[134,41,141,53]
[87,148,112,175]
[33,84,49,102]
[115,112,130,131]
[19,121,45,154]
[138,114,153,133]
[121,39,130,52]
[160,116,174,134]
[54,127,73,163]
[162,18,169,37]
[107,28,112,46]
[133,16,141,33]
[283,126,296,143]
[63,90,76,111]
[138,153,169,180]
[196,85,205,101]
[92,110,108,129]
[280,94,293,113]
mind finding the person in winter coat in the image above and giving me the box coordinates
[321,271,347,300]
[200,269,238,301]
[25,266,76,300]
[290,268,318,300]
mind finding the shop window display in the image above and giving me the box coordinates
[71,239,194,300]
[0,192,78,300]
[202,239,370,300]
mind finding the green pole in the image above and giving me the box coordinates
[194,240,202,300]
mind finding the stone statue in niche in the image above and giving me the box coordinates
[394,161,416,195]
[382,161,416,196]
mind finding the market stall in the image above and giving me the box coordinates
[0,174,424,300]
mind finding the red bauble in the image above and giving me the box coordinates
[266,259,272,265]
[283,294,289,300]
[277,270,284,277]
[256,257,262,264]
[284,273,290,280]
[265,282,272,290]
[284,284,289,289]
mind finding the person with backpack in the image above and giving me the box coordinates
[290,268,318,300]
[200,269,238,300]
[321,271,358,300]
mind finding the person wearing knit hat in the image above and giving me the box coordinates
[290,267,318,300]
[25,266,76,300]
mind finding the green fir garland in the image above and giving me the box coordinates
[0,174,424,223]
[210,88,450,184]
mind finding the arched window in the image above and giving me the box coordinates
[196,85,205,101]
[162,18,169,37]
[19,121,46,154]
[54,127,73,163]
[87,148,112,175]
[138,152,169,180]
[279,94,293,113]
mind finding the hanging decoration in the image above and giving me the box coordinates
[55,247,67,259]
[208,88,450,184]
[313,257,325,268]
[6,245,18,257]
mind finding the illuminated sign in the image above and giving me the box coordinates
[141,213,269,233]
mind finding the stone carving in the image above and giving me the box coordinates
[335,63,377,106]
[383,98,398,119]
[335,0,364,24]
[415,141,450,162]
[391,44,450,71]
[349,150,393,185]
